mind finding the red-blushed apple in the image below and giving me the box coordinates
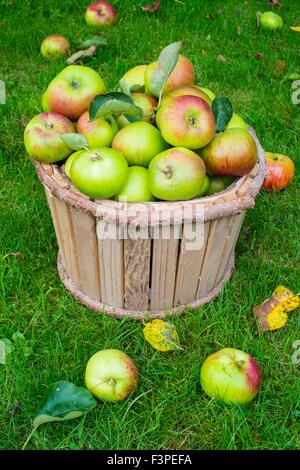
[40,35,71,61]
[263,152,295,191]
[226,112,248,131]
[117,92,157,128]
[145,55,195,97]
[201,128,258,176]
[42,65,106,120]
[85,349,138,401]
[70,147,128,199]
[24,112,75,163]
[198,86,216,101]
[197,174,210,197]
[148,147,206,201]
[85,1,117,28]
[77,111,117,148]
[120,64,148,89]
[200,348,263,405]
[163,85,212,106]
[112,121,168,167]
[156,95,216,149]
[115,166,155,202]
[64,150,84,178]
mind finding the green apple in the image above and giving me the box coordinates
[115,166,155,202]
[117,92,157,128]
[259,11,283,31]
[120,64,148,89]
[197,175,210,197]
[226,112,248,131]
[40,35,71,61]
[64,150,84,178]
[112,121,168,167]
[70,147,128,199]
[148,147,206,201]
[76,111,117,148]
[85,1,118,28]
[198,86,216,101]
[206,177,226,195]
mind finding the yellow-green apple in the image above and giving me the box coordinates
[40,35,71,60]
[117,92,157,128]
[24,112,75,163]
[64,150,84,178]
[145,55,195,97]
[263,152,295,191]
[112,121,168,167]
[120,64,148,89]
[148,147,206,201]
[42,65,106,120]
[226,112,248,131]
[77,111,117,147]
[197,174,210,197]
[115,166,155,202]
[200,348,263,405]
[70,147,128,198]
[85,1,117,27]
[156,95,216,149]
[85,349,138,401]
[201,128,258,176]
[198,86,216,101]
[162,85,212,105]
[259,11,283,31]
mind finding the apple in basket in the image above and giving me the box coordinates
[76,111,118,148]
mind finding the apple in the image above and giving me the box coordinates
[40,35,71,60]
[226,112,248,131]
[120,64,148,89]
[259,11,283,31]
[148,147,206,201]
[201,128,258,176]
[42,65,106,120]
[64,150,84,178]
[112,121,168,167]
[70,147,128,199]
[156,95,216,149]
[85,349,138,401]
[24,112,75,163]
[263,152,295,191]
[77,111,117,148]
[198,86,216,101]
[145,55,195,97]
[117,92,157,128]
[115,166,155,202]
[200,348,263,405]
[206,176,225,195]
[162,85,212,106]
[85,1,117,28]
[197,174,210,197]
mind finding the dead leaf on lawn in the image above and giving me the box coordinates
[66,46,97,65]
[19,115,28,127]
[290,26,300,33]
[205,14,214,20]
[269,0,283,8]
[277,59,286,74]
[3,252,25,260]
[237,26,241,35]
[141,1,160,13]
[7,401,20,417]
[217,55,227,63]
[255,51,264,60]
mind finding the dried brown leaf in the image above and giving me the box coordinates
[66,46,97,65]
[205,14,214,20]
[269,0,283,8]
[3,252,25,260]
[237,26,241,35]
[217,54,227,63]
[19,115,28,127]
[141,1,160,13]
[255,51,264,60]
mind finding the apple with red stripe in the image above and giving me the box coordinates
[263,152,295,191]
[85,1,117,28]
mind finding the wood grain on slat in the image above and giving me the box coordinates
[124,236,151,311]
[69,207,101,301]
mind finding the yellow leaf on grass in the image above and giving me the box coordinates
[253,285,300,331]
[290,26,300,32]
[143,319,183,351]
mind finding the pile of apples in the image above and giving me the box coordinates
[24,44,259,202]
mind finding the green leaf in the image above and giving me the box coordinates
[119,78,131,96]
[282,72,300,82]
[124,114,142,123]
[61,133,88,151]
[12,331,25,343]
[0,338,14,364]
[212,96,233,132]
[78,35,107,49]
[89,92,143,120]
[33,381,96,429]
[150,41,182,103]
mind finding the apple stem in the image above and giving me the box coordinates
[89,152,100,161]
[237,360,245,369]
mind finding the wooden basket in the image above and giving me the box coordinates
[33,128,265,320]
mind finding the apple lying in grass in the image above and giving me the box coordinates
[226,112,248,131]
[162,85,212,105]
[259,11,283,31]
[85,349,138,401]
[263,152,295,191]
[42,65,106,120]
[120,64,148,89]
[24,112,75,163]
[115,166,155,202]
[148,147,206,201]
[112,121,168,167]
[77,111,117,148]
[200,348,263,405]
[156,94,216,149]
[117,92,157,127]
[85,1,117,28]
[40,35,71,61]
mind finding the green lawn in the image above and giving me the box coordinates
[1,0,300,450]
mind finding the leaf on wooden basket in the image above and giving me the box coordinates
[143,319,183,352]
[141,1,160,13]
[61,133,88,151]
[290,26,300,33]
[89,92,143,120]
[150,41,182,104]
[212,96,233,132]
[253,285,300,331]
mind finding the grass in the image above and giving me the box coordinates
[0,0,300,451]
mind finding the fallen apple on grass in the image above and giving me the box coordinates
[77,111,118,148]
[263,152,295,191]
[259,11,283,31]
[85,349,138,401]
[40,35,71,61]
[115,166,155,202]
[85,1,117,28]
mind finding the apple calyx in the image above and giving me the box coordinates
[107,378,116,386]
[237,359,245,369]
[163,166,172,179]
[188,115,197,126]
[89,152,101,161]
[45,122,54,129]
[71,80,81,89]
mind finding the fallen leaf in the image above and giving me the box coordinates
[143,319,183,351]
[3,252,25,260]
[217,55,227,63]
[277,59,286,74]
[66,46,97,65]
[255,51,264,60]
[141,1,160,12]
[201,50,208,56]
[290,26,300,33]
[205,14,214,20]
[237,26,241,35]
[7,401,20,417]
[269,0,283,8]
[0,21,4,28]
[19,115,28,127]
[253,285,300,331]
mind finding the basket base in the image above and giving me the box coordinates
[57,252,235,320]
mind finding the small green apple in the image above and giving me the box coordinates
[115,166,155,202]
[76,111,117,148]
[64,150,84,178]
[197,175,210,197]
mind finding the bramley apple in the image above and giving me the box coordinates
[120,64,148,89]
[117,92,157,128]
[85,349,138,401]
[85,1,117,28]
[156,95,216,149]
[112,121,168,167]
[115,166,155,202]
[24,112,75,163]
[42,65,106,120]
[40,35,71,61]
[162,85,212,105]
[200,348,263,405]
[201,128,258,176]
[145,55,195,97]
[148,147,206,201]
[226,112,248,131]
[263,152,295,191]
[70,147,128,199]
[77,111,117,148]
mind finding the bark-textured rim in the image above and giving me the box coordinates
[32,127,265,226]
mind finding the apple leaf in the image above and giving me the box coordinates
[61,133,88,151]
[89,92,143,120]
[150,41,182,104]
[290,26,300,32]
[119,78,132,96]
[211,96,233,132]
[253,285,300,331]
[143,319,183,352]
[78,35,107,49]
[0,338,14,365]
